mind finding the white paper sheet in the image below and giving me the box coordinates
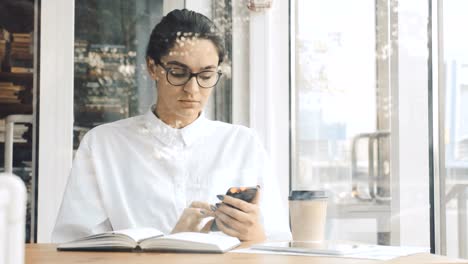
[230,245,430,260]
[113,228,164,242]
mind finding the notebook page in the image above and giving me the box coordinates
[113,228,164,242]
[161,232,240,251]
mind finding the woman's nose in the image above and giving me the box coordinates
[183,76,200,94]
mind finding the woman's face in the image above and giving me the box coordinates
[148,38,220,123]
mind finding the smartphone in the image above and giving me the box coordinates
[225,186,258,203]
[211,186,258,231]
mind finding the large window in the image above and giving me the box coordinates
[292,0,430,247]
[440,0,468,258]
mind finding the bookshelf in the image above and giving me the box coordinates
[0,0,38,243]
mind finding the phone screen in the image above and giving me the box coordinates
[225,186,257,202]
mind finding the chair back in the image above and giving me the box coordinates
[0,173,26,264]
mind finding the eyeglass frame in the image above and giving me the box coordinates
[156,60,223,89]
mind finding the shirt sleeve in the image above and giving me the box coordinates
[51,133,111,243]
[252,131,292,241]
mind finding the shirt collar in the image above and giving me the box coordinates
[142,105,208,147]
[179,112,207,147]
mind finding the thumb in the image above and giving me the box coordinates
[251,185,261,204]
[201,219,215,233]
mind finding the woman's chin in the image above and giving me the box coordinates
[176,108,200,119]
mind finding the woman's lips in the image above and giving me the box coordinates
[179,100,200,107]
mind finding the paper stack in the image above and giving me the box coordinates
[0,82,24,103]
[10,32,33,73]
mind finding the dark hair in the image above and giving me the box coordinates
[146,9,225,65]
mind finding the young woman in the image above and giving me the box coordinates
[52,9,290,243]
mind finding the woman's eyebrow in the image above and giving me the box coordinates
[166,61,217,70]
[203,65,217,70]
[166,61,188,68]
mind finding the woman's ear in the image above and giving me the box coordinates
[146,57,159,81]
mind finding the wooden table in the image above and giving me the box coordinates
[25,244,465,264]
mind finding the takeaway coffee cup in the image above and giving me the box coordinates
[289,190,328,242]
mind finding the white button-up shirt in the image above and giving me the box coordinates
[52,109,291,243]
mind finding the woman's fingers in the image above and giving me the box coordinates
[189,201,215,217]
[181,208,202,221]
[216,203,251,224]
[215,210,248,233]
[215,217,240,238]
[172,206,214,234]
[220,195,255,213]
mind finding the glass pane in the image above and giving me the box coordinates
[73,0,167,148]
[73,1,234,149]
[292,0,429,246]
[0,0,38,242]
[442,0,468,258]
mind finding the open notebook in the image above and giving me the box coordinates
[57,228,240,253]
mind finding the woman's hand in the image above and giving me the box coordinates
[214,188,266,242]
[171,201,215,234]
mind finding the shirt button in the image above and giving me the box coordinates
[138,126,150,135]
[153,149,162,159]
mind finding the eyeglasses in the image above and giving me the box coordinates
[157,62,222,89]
